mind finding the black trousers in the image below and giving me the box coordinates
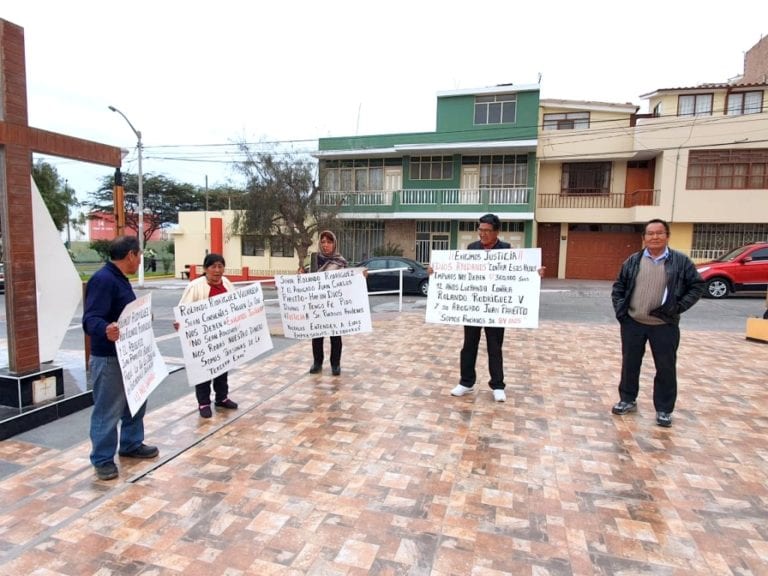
[619,318,680,412]
[459,325,505,390]
[312,336,342,367]
[195,372,229,406]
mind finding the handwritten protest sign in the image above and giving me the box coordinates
[115,294,169,416]
[275,268,372,339]
[173,283,273,386]
[426,248,541,329]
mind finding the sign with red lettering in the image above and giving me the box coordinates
[116,294,169,416]
[174,283,273,386]
[426,249,541,329]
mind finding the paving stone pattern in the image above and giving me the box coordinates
[0,314,766,575]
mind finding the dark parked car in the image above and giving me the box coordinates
[696,242,768,298]
[357,256,429,296]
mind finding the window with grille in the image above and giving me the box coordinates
[270,236,295,258]
[678,94,713,117]
[543,112,590,130]
[561,162,611,195]
[320,158,398,192]
[692,223,768,254]
[458,221,524,232]
[474,93,517,125]
[242,235,265,256]
[409,156,454,180]
[462,155,528,187]
[336,220,385,263]
[726,91,763,115]
[686,149,768,189]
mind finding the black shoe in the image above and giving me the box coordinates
[199,404,212,418]
[611,400,637,415]
[215,398,238,410]
[118,444,159,459]
[309,364,322,374]
[95,462,118,481]
[656,411,672,427]
[331,365,341,376]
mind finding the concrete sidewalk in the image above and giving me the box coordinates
[0,311,766,574]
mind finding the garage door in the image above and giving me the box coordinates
[566,231,641,280]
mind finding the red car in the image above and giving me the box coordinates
[696,242,768,298]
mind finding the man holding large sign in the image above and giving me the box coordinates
[427,214,543,403]
[83,236,159,481]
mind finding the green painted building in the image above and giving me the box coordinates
[314,84,540,264]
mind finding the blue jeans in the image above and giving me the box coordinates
[89,355,147,467]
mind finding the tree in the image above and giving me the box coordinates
[32,160,80,233]
[231,145,340,269]
[90,239,112,261]
[88,173,203,245]
[204,184,246,211]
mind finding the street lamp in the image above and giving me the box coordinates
[108,105,145,287]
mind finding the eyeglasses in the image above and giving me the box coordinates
[644,232,667,237]
[477,228,495,234]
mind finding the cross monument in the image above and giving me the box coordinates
[0,19,122,380]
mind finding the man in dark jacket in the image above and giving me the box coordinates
[611,219,705,427]
[83,236,159,480]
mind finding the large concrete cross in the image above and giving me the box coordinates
[0,19,122,374]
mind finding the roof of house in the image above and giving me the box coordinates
[640,81,768,99]
[540,99,639,113]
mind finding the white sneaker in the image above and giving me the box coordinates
[451,384,474,397]
[493,389,506,402]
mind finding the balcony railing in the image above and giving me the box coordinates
[318,188,531,207]
[537,189,659,209]
[318,191,393,206]
[689,249,725,261]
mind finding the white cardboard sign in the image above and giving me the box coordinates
[426,248,541,329]
[174,283,273,386]
[115,294,169,416]
[275,268,372,339]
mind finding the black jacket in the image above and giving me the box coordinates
[611,249,705,325]
[467,239,511,250]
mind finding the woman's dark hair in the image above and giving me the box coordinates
[203,253,226,268]
[109,236,140,260]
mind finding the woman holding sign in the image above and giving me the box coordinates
[175,253,239,418]
[302,230,348,376]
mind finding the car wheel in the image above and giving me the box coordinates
[419,279,429,297]
[705,277,730,299]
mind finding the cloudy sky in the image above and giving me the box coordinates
[3,1,767,199]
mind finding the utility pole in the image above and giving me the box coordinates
[113,168,125,237]
[64,179,71,248]
[109,106,144,287]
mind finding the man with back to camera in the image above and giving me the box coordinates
[83,236,159,480]
[611,218,705,427]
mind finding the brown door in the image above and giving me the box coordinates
[566,231,641,280]
[537,223,560,278]
[625,160,655,207]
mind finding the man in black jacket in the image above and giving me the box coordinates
[611,219,705,427]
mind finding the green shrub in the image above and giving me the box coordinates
[373,242,404,257]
